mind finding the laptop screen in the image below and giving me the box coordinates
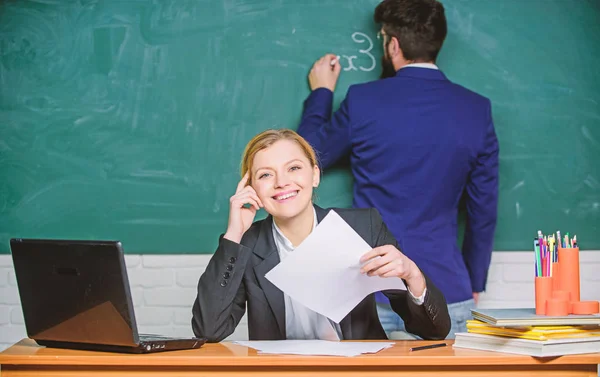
[10,239,140,347]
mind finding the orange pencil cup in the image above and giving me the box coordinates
[546,298,569,316]
[551,290,570,302]
[558,247,580,303]
[535,276,552,315]
[572,301,600,315]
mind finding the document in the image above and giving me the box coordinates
[232,340,394,357]
[265,210,406,323]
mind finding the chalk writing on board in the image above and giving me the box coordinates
[341,32,377,72]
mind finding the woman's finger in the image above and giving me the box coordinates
[250,192,263,208]
[361,253,393,275]
[368,261,396,277]
[232,196,260,211]
[239,186,263,207]
[359,246,386,264]
[236,172,250,193]
[233,190,263,208]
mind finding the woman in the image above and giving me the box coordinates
[192,129,450,341]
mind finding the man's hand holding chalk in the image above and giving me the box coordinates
[330,55,341,67]
[308,53,342,92]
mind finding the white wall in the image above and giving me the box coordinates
[1,251,599,351]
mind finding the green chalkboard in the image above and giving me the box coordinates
[1,0,599,253]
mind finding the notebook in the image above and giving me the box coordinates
[466,320,600,341]
[471,308,600,327]
[9,238,206,353]
[453,332,600,357]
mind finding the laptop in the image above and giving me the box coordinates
[9,238,206,353]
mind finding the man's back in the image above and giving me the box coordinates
[298,66,499,304]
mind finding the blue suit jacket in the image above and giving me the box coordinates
[297,67,499,304]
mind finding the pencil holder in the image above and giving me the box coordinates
[558,247,580,303]
[551,290,570,301]
[546,298,569,316]
[535,276,552,315]
[571,301,600,315]
[551,262,560,291]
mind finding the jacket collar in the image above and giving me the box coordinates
[394,66,449,81]
[251,205,331,260]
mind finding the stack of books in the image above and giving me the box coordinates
[453,308,600,357]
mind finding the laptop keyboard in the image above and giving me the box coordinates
[139,334,177,341]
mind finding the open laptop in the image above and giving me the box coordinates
[9,238,206,353]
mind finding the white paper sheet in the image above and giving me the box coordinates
[232,340,394,357]
[265,210,406,323]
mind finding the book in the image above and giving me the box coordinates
[453,332,600,357]
[466,320,600,341]
[471,308,600,327]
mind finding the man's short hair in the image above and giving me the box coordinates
[374,0,447,62]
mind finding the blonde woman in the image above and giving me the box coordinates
[192,129,450,341]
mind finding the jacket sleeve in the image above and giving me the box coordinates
[191,236,251,342]
[297,87,352,169]
[371,208,451,340]
[462,101,499,293]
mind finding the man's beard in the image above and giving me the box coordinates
[380,52,396,79]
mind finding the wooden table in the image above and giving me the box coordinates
[1,339,599,376]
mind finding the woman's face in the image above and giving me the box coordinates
[250,139,319,221]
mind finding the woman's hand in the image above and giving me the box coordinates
[359,245,426,297]
[223,173,263,243]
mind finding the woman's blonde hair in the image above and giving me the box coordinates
[241,129,318,186]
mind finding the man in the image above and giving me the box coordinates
[297,0,499,339]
